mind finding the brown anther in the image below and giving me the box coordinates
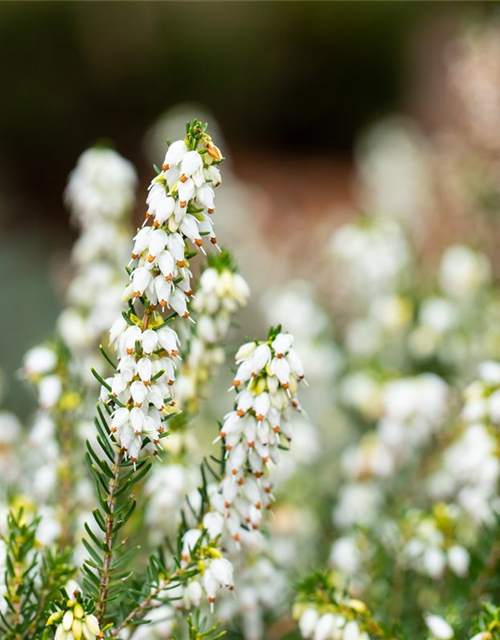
[209,597,216,604]
[225,445,232,451]
[131,252,138,259]
[256,414,264,422]
[233,533,240,541]
[262,456,269,463]
[210,236,217,244]
[166,274,173,282]
[283,382,290,390]
[208,208,215,215]
[232,468,238,475]
[292,400,299,408]
[247,441,254,448]
[233,380,240,388]
[177,260,185,267]
[237,409,244,417]
[131,456,138,463]
[255,502,261,510]
[180,174,188,183]
[172,349,179,356]
[277,353,283,359]
[237,478,245,486]
[228,585,235,591]
[254,471,263,478]
[158,426,165,434]
[135,402,142,408]
[219,431,226,438]
[183,312,189,319]
[145,212,153,219]
[168,380,174,386]
[195,238,203,247]
[180,201,187,208]
[110,427,117,433]
[225,501,231,508]
[153,221,159,228]
[134,430,141,436]
[143,381,151,386]
[126,348,134,355]
[245,517,250,524]
[273,426,280,433]
[186,289,193,296]
[151,304,157,310]
[266,503,271,510]
[133,291,140,298]
[162,163,169,171]
[160,299,168,307]
[264,486,271,493]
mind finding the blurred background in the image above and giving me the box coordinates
[0,1,496,417]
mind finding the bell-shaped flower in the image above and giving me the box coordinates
[271,356,290,388]
[163,140,188,169]
[130,380,148,407]
[196,183,215,213]
[141,329,158,355]
[272,332,293,357]
[132,267,152,298]
[203,511,224,539]
[132,227,152,258]
[251,344,272,375]
[180,150,203,181]
[178,178,195,207]
[148,229,168,261]
[157,250,175,280]
[233,359,254,388]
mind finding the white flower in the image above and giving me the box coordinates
[439,245,491,299]
[65,147,137,226]
[314,614,337,640]
[39,375,62,409]
[425,615,454,640]
[447,545,470,577]
[24,346,57,376]
[299,609,319,639]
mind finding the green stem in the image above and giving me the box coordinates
[111,569,184,637]
[96,448,123,626]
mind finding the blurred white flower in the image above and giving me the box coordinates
[439,245,491,299]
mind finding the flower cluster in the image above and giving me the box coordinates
[60,148,137,378]
[176,252,250,412]
[47,600,102,640]
[65,147,137,227]
[207,329,305,544]
[427,362,500,525]
[299,608,371,640]
[330,219,412,307]
[295,580,384,640]
[23,344,66,411]
[104,319,181,460]
[403,506,470,580]
[163,330,305,617]
[101,121,224,460]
